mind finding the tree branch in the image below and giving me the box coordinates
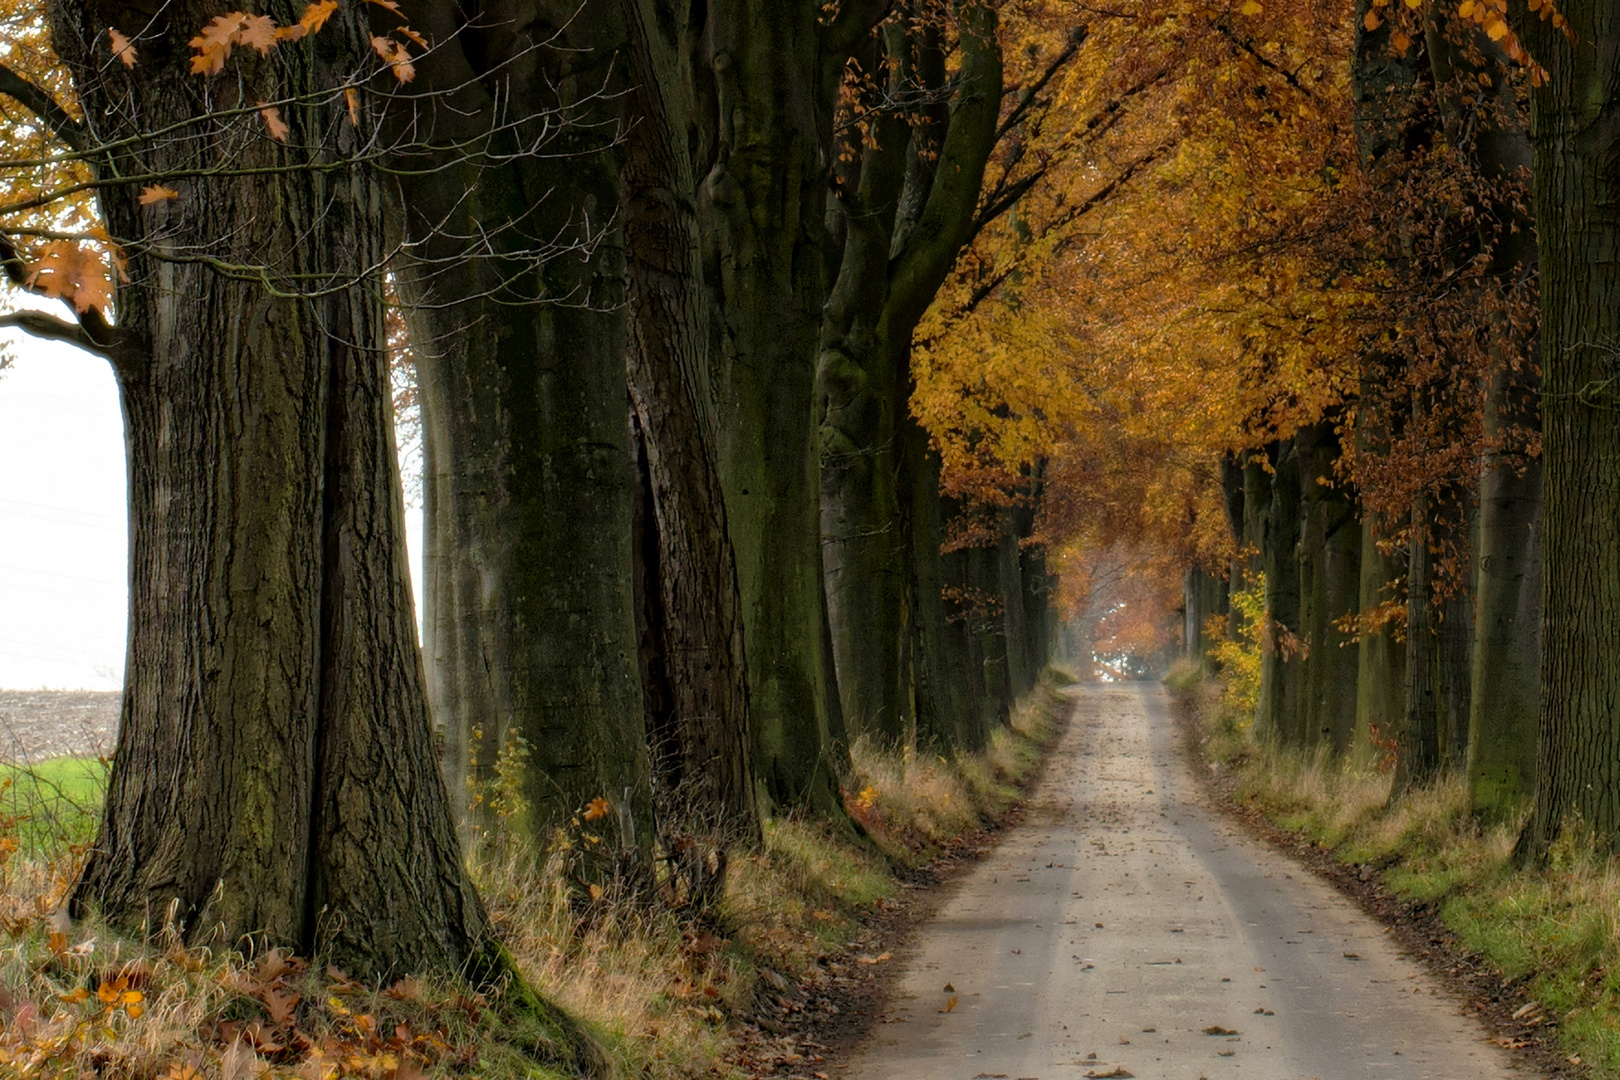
[994,26,1088,144]
[0,309,108,355]
[0,63,86,152]
[0,234,119,358]
[821,0,897,57]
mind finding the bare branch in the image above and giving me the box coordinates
[0,309,107,355]
[0,62,85,151]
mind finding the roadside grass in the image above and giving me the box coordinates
[1168,659,1620,1077]
[0,755,106,852]
[0,671,1072,1079]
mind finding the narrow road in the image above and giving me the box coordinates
[841,683,1517,1080]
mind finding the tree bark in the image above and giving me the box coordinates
[621,0,759,834]
[1353,519,1407,770]
[52,2,557,996]
[820,0,1003,744]
[1297,425,1361,754]
[1518,1,1620,854]
[1468,366,1542,819]
[1257,440,1303,744]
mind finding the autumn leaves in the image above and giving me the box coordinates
[12,1,419,319]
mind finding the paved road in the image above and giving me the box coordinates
[841,683,1518,1080]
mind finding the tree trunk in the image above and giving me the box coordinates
[1353,518,1407,770]
[1297,425,1361,754]
[820,0,1003,746]
[621,0,759,833]
[691,0,882,808]
[1393,494,1474,795]
[1518,3,1620,854]
[394,3,652,861]
[1468,367,1542,819]
[54,1,543,992]
[1257,440,1303,744]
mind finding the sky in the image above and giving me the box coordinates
[0,324,424,691]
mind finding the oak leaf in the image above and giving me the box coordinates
[370,36,416,83]
[236,15,279,56]
[190,14,245,75]
[259,104,290,142]
[139,185,179,205]
[107,28,137,68]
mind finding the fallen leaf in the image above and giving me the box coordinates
[1202,1025,1239,1036]
[939,996,958,1013]
[942,982,955,992]
[1083,1069,1133,1078]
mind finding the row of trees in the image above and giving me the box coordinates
[1161,0,1619,859]
[0,0,1066,1003]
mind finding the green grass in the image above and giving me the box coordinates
[0,754,107,851]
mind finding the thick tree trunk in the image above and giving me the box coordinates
[1353,519,1407,770]
[1393,495,1474,796]
[1257,440,1303,744]
[1297,426,1361,754]
[621,0,759,833]
[691,0,876,808]
[394,3,652,860]
[820,1,1003,747]
[54,1,539,990]
[1518,4,1620,854]
[1468,367,1542,819]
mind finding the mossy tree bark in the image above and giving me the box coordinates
[51,2,567,999]
[1297,425,1361,754]
[621,0,759,834]
[1518,1,1620,855]
[819,1,1004,744]
[392,3,654,868]
[1257,440,1303,744]
[682,0,889,813]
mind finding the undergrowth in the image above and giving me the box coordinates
[1169,661,1620,1078]
[0,672,1069,1079]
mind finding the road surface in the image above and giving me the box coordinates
[841,682,1518,1080]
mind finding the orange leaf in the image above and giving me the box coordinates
[25,242,114,315]
[259,104,290,142]
[300,0,340,33]
[582,796,612,821]
[344,87,361,126]
[237,14,279,55]
[365,0,403,10]
[138,184,179,205]
[107,27,138,68]
[370,36,416,83]
[1363,9,1381,29]
[1391,30,1411,51]
[189,14,245,75]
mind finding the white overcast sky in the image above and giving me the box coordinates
[0,321,424,691]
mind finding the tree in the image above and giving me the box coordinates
[1517,0,1620,854]
[0,10,600,1058]
[392,0,656,869]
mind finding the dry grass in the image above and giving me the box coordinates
[0,673,1071,1079]
[1178,668,1620,1078]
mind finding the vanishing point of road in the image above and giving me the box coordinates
[841,683,1518,1080]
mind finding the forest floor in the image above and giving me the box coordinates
[830,682,1524,1080]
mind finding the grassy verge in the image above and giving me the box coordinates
[1167,658,1620,1077]
[0,671,1070,1079]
